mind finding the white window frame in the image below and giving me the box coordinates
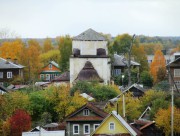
[49,64,52,69]
[7,72,12,78]
[174,69,180,77]
[114,69,121,76]
[109,122,115,130]
[40,74,44,79]
[93,124,100,131]
[83,124,90,134]
[83,109,89,116]
[73,124,79,134]
[0,72,3,78]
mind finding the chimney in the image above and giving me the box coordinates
[6,58,11,64]
[14,58,18,64]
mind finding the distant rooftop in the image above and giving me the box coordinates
[73,28,106,41]
[0,58,25,69]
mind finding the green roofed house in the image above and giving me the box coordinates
[39,61,61,81]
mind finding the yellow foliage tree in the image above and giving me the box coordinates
[105,92,141,121]
[40,49,60,65]
[150,49,166,83]
[0,39,23,60]
[45,85,87,121]
[43,38,53,53]
[155,106,180,136]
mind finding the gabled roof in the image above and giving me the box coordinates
[75,61,103,82]
[113,54,140,66]
[109,84,145,103]
[166,57,180,66]
[43,61,60,69]
[50,61,59,68]
[73,28,106,41]
[0,85,9,93]
[91,111,137,136]
[0,58,25,69]
[138,106,151,120]
[65,102,108,122]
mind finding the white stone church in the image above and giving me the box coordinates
[70,28,111,85]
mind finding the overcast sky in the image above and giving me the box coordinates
[0,0,179,38]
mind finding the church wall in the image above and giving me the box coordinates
[70,57,111,85]
[72,41,108,55]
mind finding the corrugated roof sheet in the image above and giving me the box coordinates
[113,54,140,66]
[0,58,25,69]
[73,28,106,41]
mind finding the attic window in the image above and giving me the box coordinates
[109,122,115,130]
[49,64,52,69]
[83,109,89,116]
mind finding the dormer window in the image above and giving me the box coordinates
[83,109,89,116]
[49,64,52,69]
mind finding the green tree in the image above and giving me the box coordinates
[140,71,153,88]
[112,34,132,54]
[57,36,72,72]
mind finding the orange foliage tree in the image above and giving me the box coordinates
[150,50,166,83]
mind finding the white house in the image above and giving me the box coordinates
[70,28,111,85]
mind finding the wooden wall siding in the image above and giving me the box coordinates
[0,69,22,82]
[41,64,60,72]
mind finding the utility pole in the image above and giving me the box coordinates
[128,34,135,86]
[171,86,174,136]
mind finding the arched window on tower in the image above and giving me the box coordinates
[73,48,80,57]
[97,48,106,56]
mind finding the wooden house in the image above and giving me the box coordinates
[39,61,61,81]
[0,58,24,86]
[91,111,141,136]
[65,102,108,136]
[166,53,180,91]
[112,54,140,77]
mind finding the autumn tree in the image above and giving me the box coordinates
[150,49,166,84]
[132,45,149,72]
[139,90,170,119]
[0,39,23,60]
[106,92,141,122]
[40,49,60,65]
[24,40,41,80]
[57,35,72,72]
[155,106,180,136]
[43,38,53,53]
[9,109,31,136]
[141,43,163,55]
[45,85,87,121]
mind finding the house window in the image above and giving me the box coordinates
[114,69,121,76]
[83,109,89,116]
[0,72,3,78]
[109,122,115,130]
[174,69,180,77]
[175,81,180,89]
[73,124,79,134]
[94,124,100,131]
[7,72,12,78]
[49,64,52,69]
[40,74,44,80]
[84,124,90,134]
